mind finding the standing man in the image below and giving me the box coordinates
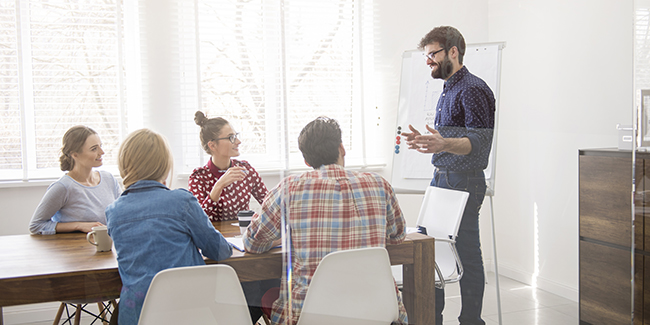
[401,26,495,325]
[243,117,408,325]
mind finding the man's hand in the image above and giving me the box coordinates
[403,124,472,155]
[411,125,447,154]
[401,125,423,150]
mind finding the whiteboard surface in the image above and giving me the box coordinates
[391,43,504,194]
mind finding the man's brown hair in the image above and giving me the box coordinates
[298,117,342,169]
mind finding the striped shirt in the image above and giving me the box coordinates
[244,164,408,325]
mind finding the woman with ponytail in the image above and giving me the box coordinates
[29,125,121,235]
[188,111,268,222]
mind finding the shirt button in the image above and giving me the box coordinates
[442,93,445,97]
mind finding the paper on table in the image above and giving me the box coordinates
[226,237,245,252]
[225,237,281,252]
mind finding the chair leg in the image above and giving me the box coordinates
[109,300,118,325]
[53,303,65,325]
[73,304,81,325]
[97,302,108,325]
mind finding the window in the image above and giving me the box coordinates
[179,0,374,173]
[0,0,131,180]
[0,0,376,181]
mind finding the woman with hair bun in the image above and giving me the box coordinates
[189,111,268,221]
[29,125,121,235]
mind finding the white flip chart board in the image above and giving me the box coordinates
[391,42,505,195]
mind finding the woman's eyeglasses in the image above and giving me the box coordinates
[214,133,239,144]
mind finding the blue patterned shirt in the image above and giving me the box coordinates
[432,66,495,171]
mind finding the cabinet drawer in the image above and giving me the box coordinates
[580,156,633,247]
[580,240,632,324]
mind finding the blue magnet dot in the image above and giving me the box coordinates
[395,149,400,154]
[395,145,400,149]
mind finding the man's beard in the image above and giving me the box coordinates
[431,55,453,80]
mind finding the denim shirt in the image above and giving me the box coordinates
[106,180,232,325]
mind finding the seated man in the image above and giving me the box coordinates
[243,116,408,325]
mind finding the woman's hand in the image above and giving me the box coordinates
[209,167,248,202]
[55,221,105,233]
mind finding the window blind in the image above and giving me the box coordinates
[179,0,371,174]
[0,0,128,180]
[28,0,125,173]
[0,1,22,177]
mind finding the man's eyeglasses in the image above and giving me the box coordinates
[425,48,445,61]
[214,133,240,144]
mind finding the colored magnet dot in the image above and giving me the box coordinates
[397,131,401,135]
[395,149,400,154]
[395,136,400,140]
[396,140,401,144]
[395,145,399,149]
[397,126,402,130]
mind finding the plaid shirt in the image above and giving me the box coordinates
[244,164,408,325]
[188,159,268,221]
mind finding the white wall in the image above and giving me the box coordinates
[486,0,634,300]
[0,0,634,310]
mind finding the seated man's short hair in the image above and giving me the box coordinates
[298,117,342,169]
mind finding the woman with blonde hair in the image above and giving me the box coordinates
[106,128,232,325]
[189,111,268,221]
[29,125,121,235]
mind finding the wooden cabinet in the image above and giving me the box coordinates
[579,149,645,325]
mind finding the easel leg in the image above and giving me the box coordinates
[489,196,503,325]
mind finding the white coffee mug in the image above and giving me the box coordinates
[86,225,112,252]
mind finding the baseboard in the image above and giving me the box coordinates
[3,301,110,325]
[485,262,578,302]
[3,302,61,324]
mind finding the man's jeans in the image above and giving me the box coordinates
[431,169,486,325]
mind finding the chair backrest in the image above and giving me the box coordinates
[297,247,399,325]
[416,186,469,281]
[138,264,252,325]
[416,186,469,239]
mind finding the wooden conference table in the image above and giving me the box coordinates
[0,221,434,325]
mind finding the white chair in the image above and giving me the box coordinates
[296,247,399,325]
[138,264,252,325]
[418,186,469,289]
[392,186,469,290]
